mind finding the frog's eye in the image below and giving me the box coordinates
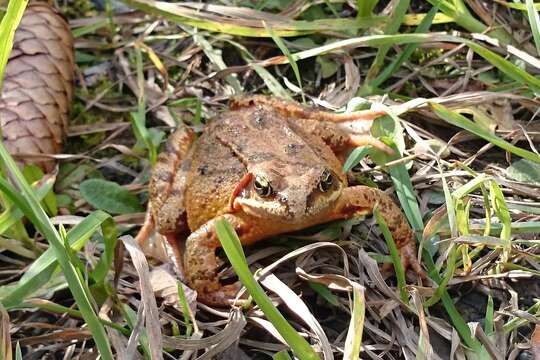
[254,176,273,197]
[318,169,334,192]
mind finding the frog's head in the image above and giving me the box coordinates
[229,161,345,223]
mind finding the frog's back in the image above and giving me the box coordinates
[185,125,245,230]
[211,103,344,180]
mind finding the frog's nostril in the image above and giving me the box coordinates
[273,193,287,205]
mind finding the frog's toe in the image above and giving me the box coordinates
[381,243,427,280]
[348,135,394,155]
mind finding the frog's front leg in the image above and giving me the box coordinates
[328,186,425,277]
[184,213,296,306]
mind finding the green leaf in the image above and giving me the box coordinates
[316,56,339,78]
[342,146,369,172]
[80,179,143,214]
[506,159,540,185]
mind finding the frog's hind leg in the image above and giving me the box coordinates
[230,95,385,122]
[327,186,426,278]
[230,95,392,155]
[136,126,194,248]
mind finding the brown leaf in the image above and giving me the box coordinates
[0,2,74,172]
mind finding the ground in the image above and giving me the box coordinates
[1,0,540,359]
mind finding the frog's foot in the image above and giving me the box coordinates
[328,185,426,278]
[193,281,243,306]
[184,214,255,306]
[184,212,296,306]
[381,238,426,279]
[230,95,385,123]
[135,211,155,248]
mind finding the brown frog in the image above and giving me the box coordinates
[137,96,424,306]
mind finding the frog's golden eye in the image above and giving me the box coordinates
[318,169,334,192]
[254,176,273,197]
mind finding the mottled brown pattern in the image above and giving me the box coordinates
[139,95,423,306]
[149,127,194,235]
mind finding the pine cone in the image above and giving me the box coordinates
[0,2,74,172]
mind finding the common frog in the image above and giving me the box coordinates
[137,96,424,305]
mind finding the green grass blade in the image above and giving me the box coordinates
[342,146,369,172]
[0,176,53,236]
[431,103,540,164]
[503,300,540,333]
[356,0,378,17]
[1,211,112,308]
[120,0,381,37]
[18,299,129,335]
[265,22,304,101]
[191,32,242,93]
[374,207,407,303]
[371,0,440,88]
[501,2,540,11]
[526,0,540,55]
[424,0,512,44]
[364,0,410,86]
[215,219,319,360]
[422,255,482,352]
[0,0,28,90]
[424,245,457,307]
[464,40,540,93]
[0,153,114,359]
[131,45,157,165]
[484,295,494,336]
[489,181,512,265]
[342,284,365,360]
[176,282,193,337]
[273,350,293,360]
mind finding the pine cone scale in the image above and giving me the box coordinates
[0,2,74,172]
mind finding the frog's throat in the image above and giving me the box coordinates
[233,188,342,223]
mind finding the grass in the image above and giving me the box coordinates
[2,0,540,358]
